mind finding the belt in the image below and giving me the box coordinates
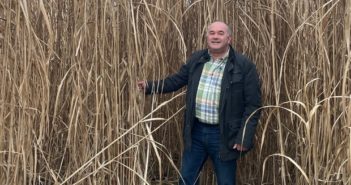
[194,118,219,127]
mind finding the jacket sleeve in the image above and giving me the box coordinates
[145,62,190,94]
[235,60,261,149]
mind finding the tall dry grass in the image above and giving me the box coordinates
[0,0,350,184]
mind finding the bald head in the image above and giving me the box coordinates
[207,21,232,36]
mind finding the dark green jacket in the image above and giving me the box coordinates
[145,46,261,161]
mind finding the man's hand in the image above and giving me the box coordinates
[137,80,147,91]
[233,144,247,152]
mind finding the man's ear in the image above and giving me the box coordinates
[227,36,232,44]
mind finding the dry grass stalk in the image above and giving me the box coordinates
[0,0,350,184]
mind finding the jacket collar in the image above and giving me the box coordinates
[199,51,210,63]
[198,45,236,67]
[226,45,237,72]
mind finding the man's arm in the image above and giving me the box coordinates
[234,61,262,150]
[138,61,191,94]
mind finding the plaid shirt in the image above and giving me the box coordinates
[195,51,229,124]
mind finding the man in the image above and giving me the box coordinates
[138,21,261,185]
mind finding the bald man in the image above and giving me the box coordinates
[138,21,261,185]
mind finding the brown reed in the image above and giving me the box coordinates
[0,0,350,184]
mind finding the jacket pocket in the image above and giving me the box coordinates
[232,72,243,83]
[229,72,244,92]
[225,119,241,149]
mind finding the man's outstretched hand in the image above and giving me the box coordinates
[137,80,147,91]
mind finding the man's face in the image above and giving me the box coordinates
[207,22,231,54]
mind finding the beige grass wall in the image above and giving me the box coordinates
[0,0,350,184]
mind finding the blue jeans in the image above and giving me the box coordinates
[179,120,237,185]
